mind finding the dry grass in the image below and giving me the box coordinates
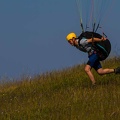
[0,57,120,120]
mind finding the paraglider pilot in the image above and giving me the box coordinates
[66,32,120,85]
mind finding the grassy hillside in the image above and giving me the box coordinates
[0,57,120,120]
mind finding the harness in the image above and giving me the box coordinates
[77,38,94,54]
[77,31,111,61]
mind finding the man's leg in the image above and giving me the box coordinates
[84,64,96,85]
[97,68,114,75]
[97,67,120,75]
[86,53,99,85]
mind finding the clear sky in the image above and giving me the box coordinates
[0,0,120,79]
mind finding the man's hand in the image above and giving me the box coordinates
[101,36,107,41]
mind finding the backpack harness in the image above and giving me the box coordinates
[77,31,111,61]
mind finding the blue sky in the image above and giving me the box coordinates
[0,0,120,79]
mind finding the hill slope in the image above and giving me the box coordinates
[0,57,120,120]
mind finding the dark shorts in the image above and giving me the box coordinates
[87,53,102,71]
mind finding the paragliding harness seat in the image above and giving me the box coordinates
[78,31,111,61]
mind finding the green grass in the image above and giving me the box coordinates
[0,57,120,120]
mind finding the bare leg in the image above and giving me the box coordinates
[97,68,114,75]
[84,65,96,84]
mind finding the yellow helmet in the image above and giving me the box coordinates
[66,32,77,41]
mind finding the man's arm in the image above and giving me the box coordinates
[87,36,106,43]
